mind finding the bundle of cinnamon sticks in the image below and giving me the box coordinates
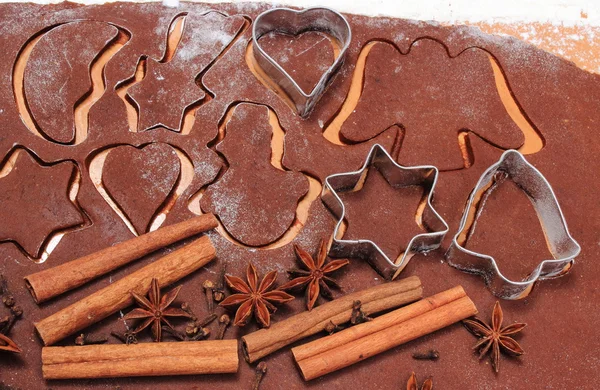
[28,214,219,346]
[26,214,218,303]
[292,285,477,380]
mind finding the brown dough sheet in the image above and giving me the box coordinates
[0,2,598,389]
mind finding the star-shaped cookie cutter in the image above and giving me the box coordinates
[321,144,449,280]
[252,7,352,117]
[445,150,581,300]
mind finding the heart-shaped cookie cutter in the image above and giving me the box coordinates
[445,150,581,300]
[321,144,449,280]
[252,7,352,118]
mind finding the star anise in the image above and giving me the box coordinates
[463,301,526,373]
[280,240,349,310]
[406,372,433,390]
[124,278,190,342]
[0,333,21,353]
[219,262,294,327]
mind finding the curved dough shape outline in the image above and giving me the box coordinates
[12,21,131,145]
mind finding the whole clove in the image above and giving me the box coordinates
[74,334,85,345]
[197,313,218,327]
[125,331,138,345]
[111,330,138,345]
[412,349,440,361]
[0,275,23,336]
[186,313,217,337]
[0,314,17,335]
[202,280,215,313]
[190,327,211,341]
[181,302,198,321]
[217,314,230,340]
[0,315,13,335]
[182,302,199,338]
[186,324,200,338]
[10,306,23,318]
[2,295,15,308]
[1,275,15,308]
[350,300,373,325]
[325,320,345,335]
[162,326,186,341]
[251,361,267,390]
[75,333,108,346]
[213,265,227,302]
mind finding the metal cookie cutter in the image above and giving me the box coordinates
[252,7,352,118]
[446,150,581,300]
[321,144,449,280]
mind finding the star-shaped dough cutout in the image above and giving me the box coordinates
[126,12,246,132]
[128,58,205,131]
[321,144,448,280]
[0,149,85,258]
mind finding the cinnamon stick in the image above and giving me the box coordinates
[292,286,478,380]
[42,340,238,379]
[25,214,218,304]
[35,235,216,346]
[242,276,422,363]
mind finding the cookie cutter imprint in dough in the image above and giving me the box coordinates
[252,7,352,118]
[321,144,449,280]
[445,150,581,300]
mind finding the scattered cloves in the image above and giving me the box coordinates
[213,265,227,302]
[251,361,267,390]
[75,333,108,346]
[202,280,215,313]
[181,302,198,322]
[412,349,440,361]
[350,300,372,325]
[217,314,230,340]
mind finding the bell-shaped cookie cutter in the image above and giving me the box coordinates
[321,144,449,280]
[252,7,352,118]
[445,150,581,300]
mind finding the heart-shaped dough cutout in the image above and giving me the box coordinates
[90,143,193,235]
